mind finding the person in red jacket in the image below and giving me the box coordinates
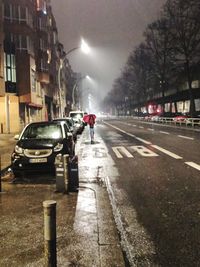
[88,114,95,144]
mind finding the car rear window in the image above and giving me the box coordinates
[22,124,63,139]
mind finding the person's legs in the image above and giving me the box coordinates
[90,127,94,143]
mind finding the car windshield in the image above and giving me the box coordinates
[21,124,63,140]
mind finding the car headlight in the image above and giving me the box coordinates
[15,145,24,155]
[54,143,63,152]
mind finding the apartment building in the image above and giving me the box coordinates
[0,0,71,133]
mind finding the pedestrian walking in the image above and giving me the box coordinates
[88,114,95,144]
[83,113,96,144]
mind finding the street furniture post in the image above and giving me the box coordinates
[43,200,57,267]
[63,154,69,194]
[55,154,65,192]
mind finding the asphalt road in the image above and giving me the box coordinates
[1,119,200,266]
[97,118,200,267]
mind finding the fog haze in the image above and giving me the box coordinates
[51,0,166,108]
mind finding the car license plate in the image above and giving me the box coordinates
[29,158,47,163]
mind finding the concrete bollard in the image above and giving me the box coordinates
[43,200,57,267]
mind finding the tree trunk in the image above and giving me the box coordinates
[185,60,196,116]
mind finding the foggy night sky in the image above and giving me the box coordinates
[51,0,166,108]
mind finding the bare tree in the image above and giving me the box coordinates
[144,17,175,112]
[164,0,200,115]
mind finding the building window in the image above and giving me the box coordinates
[4,3,11,18]
[4,52,17,93]
[31,69,36,92]
[16,35,28,51]
[4,3,31,25]
[4,53,16,83]
[19,6,26,21]
[40,58,48,72]
[53,32,57,45]
[39,38,47,51]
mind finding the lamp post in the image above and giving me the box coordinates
[72,75,90,110]
[58,39,90,117]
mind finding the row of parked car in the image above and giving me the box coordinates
[142,112,200,123]
[11,111,87,178]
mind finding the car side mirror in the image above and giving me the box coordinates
[14,134,20,140]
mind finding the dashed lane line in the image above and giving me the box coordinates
[159,131,169,135]
[151,145,183,159]
[104,122,152,145]
[185,162,200,171]
[178,135,194,140]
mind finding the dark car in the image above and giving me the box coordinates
[53,117,78,142]
[11,121,75,177]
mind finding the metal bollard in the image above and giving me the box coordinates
[43,200,57,267]
[55,154,65,192]
[63,154,69,194]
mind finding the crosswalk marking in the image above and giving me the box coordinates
[112,146,134,158]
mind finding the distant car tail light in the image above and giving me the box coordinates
[54,143,63,152]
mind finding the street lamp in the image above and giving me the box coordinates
[58,39,90,117]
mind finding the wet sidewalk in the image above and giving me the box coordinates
[0,128,126,266]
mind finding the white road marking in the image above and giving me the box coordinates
[132,124,137,127]
[112,146,134,158]
[185,162,200,171]
[104,122,151,145]
[151,145,182,159]
[130,146,159,157]
[126,133,136,138]
[159,131,169,135]
[139,126,144,129]
[148,128,154,131]
[134,137,152,145]
[178,135,194,140]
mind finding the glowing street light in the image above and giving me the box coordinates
[65,38,90,56]
[58,39,90,117]
[80,39,90,54]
